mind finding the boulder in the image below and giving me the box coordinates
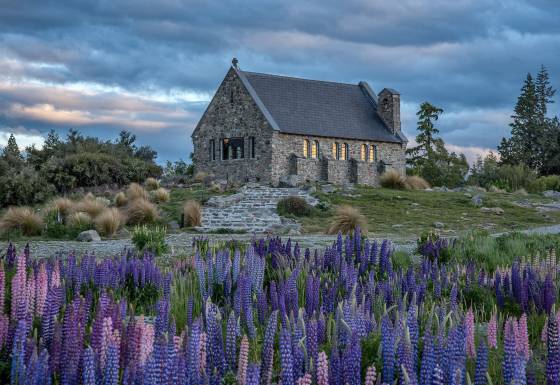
[488,186,507,193]
[167,220,180,230]
[115,228,131,238]
[278,175,303,187]
[480,207,504,215]
[77,230,101,242]
[543,190,560,198]
[471,194,483,207]
[433,222,445,229]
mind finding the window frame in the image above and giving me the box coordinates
[303,138,310,158]
[360,144,367,161]
[209,139,216,161]
[222,137,245,160]
[249,136,256,159]
[311,140,319,159]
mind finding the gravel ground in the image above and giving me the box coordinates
[3,223,559,259]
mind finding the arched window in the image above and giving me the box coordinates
[371,145,378,162]
[341,143,348,160]
[311,141,319,158]
[332,142,338,159]
[360,144,367,161]
[303,139,309,158]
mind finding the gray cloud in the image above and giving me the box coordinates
[1,0,559,162]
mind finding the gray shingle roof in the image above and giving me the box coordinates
[237,69,404,143]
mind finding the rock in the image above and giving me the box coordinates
[77,230,101,242]
[392,224,403,228]
[433,222,445,229]
[471,194,483,207]
[480,207,504,215]
[167,220,180,230]
[514,188,528,196]
[411,202,420,207]
[306,185,317,194]
[321,184,337,194]
[115,228,131,238]
[513,199,532,208]
[210,179,228,192]
[543,190,560,198]
[287,228,301,236]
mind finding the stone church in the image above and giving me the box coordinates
[192,59,407,186]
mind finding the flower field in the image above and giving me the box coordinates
[1,229,560,384]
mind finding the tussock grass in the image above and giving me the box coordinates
[326,205,366,235]
[0,207,44,236]
[145,177,160,191]
[126,198,159,225]
[127,183,150,201]
[379,169,407,189]
[183,200,202,227]
[95,208,124,236]
[405,175,431,190]
[152,188,170,203]
[114,192,128,207]
[48,197,75,217]
[74,198,106,218]
[68,211,92,228]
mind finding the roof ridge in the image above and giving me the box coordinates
[241,70,360,87]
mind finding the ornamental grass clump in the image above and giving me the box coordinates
[94,207,124,236]
[151,187,170,203]
[126,182,150,201]
[379,169,407,189]
[183,200,202,227]
[67,211,92,229]
[48,197,75,218]
[145,177,160,191]
[114,192,128,207]
[0,206,44,235]
[74,197,106,218]
[326,205,366,234]
[125,198,159,225]
[405,175,430,190]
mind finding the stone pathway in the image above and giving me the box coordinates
[198,183,319,233]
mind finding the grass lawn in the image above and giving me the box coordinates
[298,186,560,240]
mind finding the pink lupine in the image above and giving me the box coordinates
[466,307,476,358]
[139,322,154,366]
[365,365,377,385]
[516,314,530,359]
[0,261,5,314]
[100,316,114,369]
[487,312,498,349]
[296,373,312,385]
[27,271,35,316]
[11,254,27,320]
[0,314,8,349]
[317,351,329,385]
[237,335,249,385]
[35,263,48,317]
[51,261,61,288]
[174,335,183,352]
[198,332,207,376]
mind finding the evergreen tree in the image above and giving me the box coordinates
[2,134,24,169]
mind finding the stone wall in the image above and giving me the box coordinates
[271,132,405,185]
[192,68,274,183]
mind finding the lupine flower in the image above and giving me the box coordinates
[546,315,560,385]
[237,335,249,385]
[503,318,517,385]
[35,263,48,317]
[296,373,312,385]
[431,364,444,385]
[488,312,498,349]
[365,365,377,385]
[317,351,329,385]
[247,363,261,385]
[83,346,96,385]
[280,327,294,385]
[517,314,530,360]
[260,311,278,385]
[474,341,488,385]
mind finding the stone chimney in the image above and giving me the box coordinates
[377,88,401,135]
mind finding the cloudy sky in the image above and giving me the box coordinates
[1,0,559,163]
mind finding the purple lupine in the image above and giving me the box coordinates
[381,316,395,384]
[306,319,318,379]
[474,341,488,385]
[247,363,261,385]
[343,332,362,385]
[83,346,96,385]
[280,327,294,385]
[420,334,435,385]
[225,311,238,371]
[546,315,560,385]
[503,318,517,385]
[11,320,27,385]
[544,274,556,315]
[260,310,278,385]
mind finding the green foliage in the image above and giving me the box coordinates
[131,225,168,256]
[162,159,194,184]
[1,129,162,208]
[469,154,539,191]
[499,66,560,175]
[406,102,469,187]
[277,196,312,217]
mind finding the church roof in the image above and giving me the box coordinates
[235,68,405,143]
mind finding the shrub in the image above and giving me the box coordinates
[74,197,106,218]
[152,188,170,203]
[48,197,75,218]
[528,175,560,193]
[0,207,44,236]
[277,196,312,216]
[0,166,55,208]
[68,211,93,229]
[127,183,150,201]
[405,175,430,190]
[326,205,366,235]
[183,200,202,227]
[380,169,406,189]
[126,198,159,225]
[131,225,168,256]
[114,192,128,207]
[95,208,124,237]
[145,177,160,191]
[193,171,208,183]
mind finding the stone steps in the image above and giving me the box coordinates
[199,184,318,233]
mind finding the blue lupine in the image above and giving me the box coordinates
[474,341,488,385]
[280,328,294,385]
